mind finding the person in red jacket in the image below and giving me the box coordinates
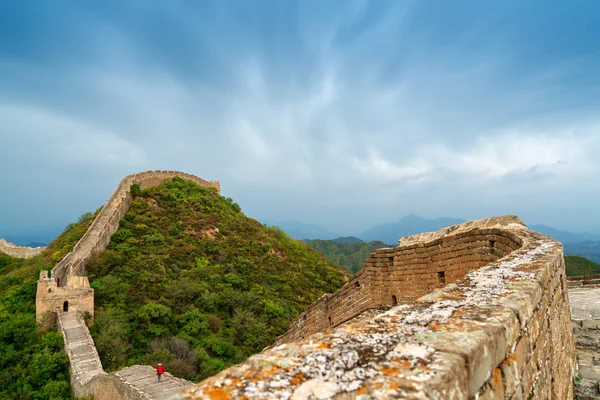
[157,363,165,383]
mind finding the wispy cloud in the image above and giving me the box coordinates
[1,0,600,239]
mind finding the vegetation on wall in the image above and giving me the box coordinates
[85,177,347,382]
[0,215,95,400]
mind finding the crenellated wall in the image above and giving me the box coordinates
[0,238,46,258]
[180,216,575,399]
[274,220,522,345]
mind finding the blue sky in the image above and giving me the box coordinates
[1,0,600,243]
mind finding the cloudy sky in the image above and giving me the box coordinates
[1,0,600,243]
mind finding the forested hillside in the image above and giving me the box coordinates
[304,238,391,274]
[0,213,96,399]
[85,177,347,381]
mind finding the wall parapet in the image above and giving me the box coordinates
[180,216,575,399]
[0,238,46,258]
[567,274,600,288]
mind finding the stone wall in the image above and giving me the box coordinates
[57,311,172,400]
[274,220,522,345]
[36,270,94,321]
[180,216,575,399]
[568,274,600,288]
[37,170,219,321]
[50,170,220,288]
[0,238,46,258]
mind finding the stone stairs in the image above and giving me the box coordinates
[116,365,193,400]
[58,311,105,386]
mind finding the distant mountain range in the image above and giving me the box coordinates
[267,215,600,264]
[357,214,465,244]
[262,220,342,240]
[527,224,600,244]
[267,215,600,244]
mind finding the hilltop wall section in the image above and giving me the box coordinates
[0,238,46,258]
[50,170,220,289]
[34,170,215,399]
[36,170,219,321]
[181,216,575,400]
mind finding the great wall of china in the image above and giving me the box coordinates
[0,238,46,258]
[35,171,220,399]
[2,170,599,399]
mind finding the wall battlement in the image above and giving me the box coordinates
[181,215,575,399]
[0,238,46,258]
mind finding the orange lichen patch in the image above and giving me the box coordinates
[357,387,367,394]
[427,321,443,331]
[206,387,232,400]
[290,373,306,386]
[503,354,517,365]
[228,378,243,387]
[381,366,402,375]
[492,368,502,386]
[316,342,331,349]
[254,366,280,380]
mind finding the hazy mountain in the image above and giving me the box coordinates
[262,220,341,240]
[358,214,466,244]
[528,224,600,244]
[332,236,365,244]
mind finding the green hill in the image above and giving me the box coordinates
[332,236,365,244]
[0,177,347,396]
[565,255,600,276]
[0,213,96,399]
[305,239,392,274]
[84,177,347,381]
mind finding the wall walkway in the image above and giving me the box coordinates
[570,287,600,399]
